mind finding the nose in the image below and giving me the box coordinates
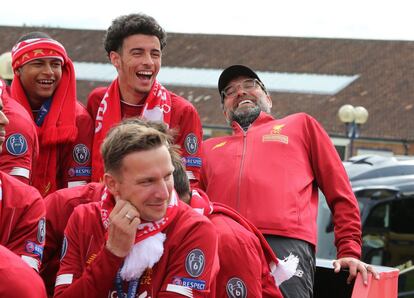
[142,52,155,66]
[155,180,170,200]
[235,85,247,97]
[42,62,54,75]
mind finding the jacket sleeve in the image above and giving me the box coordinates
[86,86,107,121]
[305,114,362,259]
[171,96,203,186]
[6,187,46,272]
[0,106,38,184]
[54,208,123,298]
[211,214,264,297]
[61,104,93,189]
[158,220,219,297]
[42,190,71,295]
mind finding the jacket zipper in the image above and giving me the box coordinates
[236,129,248,211]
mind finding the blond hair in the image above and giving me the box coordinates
[101,118,174,174]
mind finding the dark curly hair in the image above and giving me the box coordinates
[104,13,167,56]
[16,31,52,43]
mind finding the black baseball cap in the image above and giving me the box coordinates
[218,65,264,98]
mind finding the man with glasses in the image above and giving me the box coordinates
[199,65,379,297]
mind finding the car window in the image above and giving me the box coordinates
[365,203,389,230]
[389,199,414,234]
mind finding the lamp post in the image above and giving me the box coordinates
[338,104,369,159]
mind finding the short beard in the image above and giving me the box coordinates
[227,97,271,129]
[229,105,261,129]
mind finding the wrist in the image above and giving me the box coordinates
[105,241,129,258]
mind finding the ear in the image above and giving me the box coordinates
[223,109,230,122]
[14,68,21,77]
[109,51,121,69]
[103,172,120,197]
[266,94,273,109]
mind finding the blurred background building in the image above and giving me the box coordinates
[1,25,413,159]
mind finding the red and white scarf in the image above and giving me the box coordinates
[100,187,178,280]
[10,38,78,196]
[92,79,172,182]
[190,188,299,286]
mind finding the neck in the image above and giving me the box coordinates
[232,108,261,130]
[118,84,148,105]
[29,97,50,110]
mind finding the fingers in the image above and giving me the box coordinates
[110,200,140,225]
[332,260,341,273]
[346,259,360,284]
[105,200,141,257]
[334,258,380,286]
[366,264,380,280]
[353,261,367,285]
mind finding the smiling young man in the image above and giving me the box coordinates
[10,32,93,196]
[54,119,219,297]
[89,13,203,186]
[199,65,379,297]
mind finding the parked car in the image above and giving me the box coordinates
[316,155,414,297]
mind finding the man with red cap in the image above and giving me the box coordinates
[88,13,203,186]
[10,32,93,196]
[0,94,46,273]
[199,64,379,297]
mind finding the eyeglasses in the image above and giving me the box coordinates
[221,78,265,99]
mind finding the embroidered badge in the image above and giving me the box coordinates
[60,235,68,260]
[262,124,288,144]
[184,157,202,168]
[72,144,90,165]
[226,277,247,298]
[140,268,153,286]
[6,133,28,156]
[180,277,206,290]
[25,240,44,258]
[184,133,198,155]
[86,253,97,265]
[212,141,226,150]
[37,217,46,244]
[185,249,205,277]
[43,182,51,196]
[68,167,92,177]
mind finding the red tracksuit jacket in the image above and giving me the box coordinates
[42,183,104,297]
[0,244,47,297]
[200,112,362,259]
[0,82,39,184]
[87,86,203,184]
[0,170,45,271]
[54,200,219,297]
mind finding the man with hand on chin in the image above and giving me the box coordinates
[54,119,219,298]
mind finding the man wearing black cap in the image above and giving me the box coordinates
[199,65,379,297]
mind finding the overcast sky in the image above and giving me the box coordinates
[1,0,414,41]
